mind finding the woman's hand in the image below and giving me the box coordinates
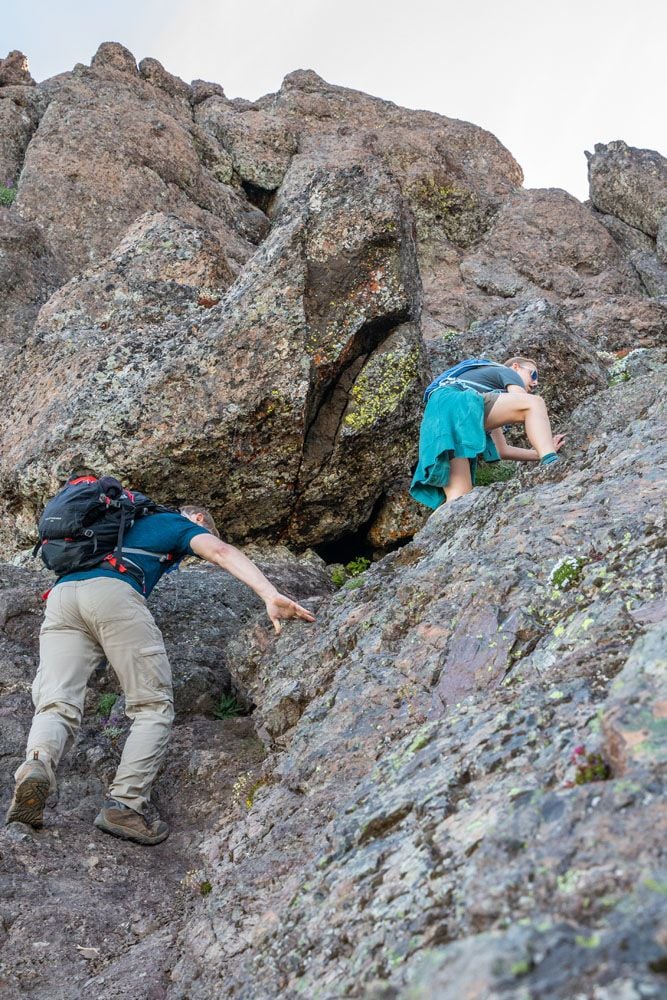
[265,594,316,634]
[553,433,566,452]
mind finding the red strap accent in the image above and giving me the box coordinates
[68,476,98,485]
[123,488,135,502]
[104,555,127,574]
[41,588,52,601]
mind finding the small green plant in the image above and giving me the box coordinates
[346,556,370,577]
[199,880,213,896]
[549,555,585,591]
[0,183,16,206]
[331,556,371,589]
[571,745,611,785]
[102,724,124,743]
[475,461,515,487]
[213,693,242,719]
[97,693,119,718]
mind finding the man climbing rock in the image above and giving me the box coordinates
[6,474,315,846]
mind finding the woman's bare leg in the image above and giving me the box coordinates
[444,457,473,502]
[484,394,555,458]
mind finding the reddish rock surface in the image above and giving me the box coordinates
[0,44,665,999]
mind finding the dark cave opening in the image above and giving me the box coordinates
[241,179,276,215]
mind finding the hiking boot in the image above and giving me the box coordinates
[94,800,169,846]
[6,757,51,828]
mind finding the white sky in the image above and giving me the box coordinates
[4,0,666,200]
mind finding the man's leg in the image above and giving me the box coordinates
[484,393,556,458]
[78,580,173,844]
[7,584,101,826]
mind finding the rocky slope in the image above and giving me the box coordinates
[0,43,665,1000]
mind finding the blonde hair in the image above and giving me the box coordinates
[504,356,538,369]
[180,505,220,538]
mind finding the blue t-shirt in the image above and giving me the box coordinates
[55,512,210,597]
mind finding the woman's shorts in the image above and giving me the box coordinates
[483,392,501,422]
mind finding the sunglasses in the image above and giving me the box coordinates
[521,366,538,382]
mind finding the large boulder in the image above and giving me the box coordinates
[13,44,267,282]
[0,159,426,551]
[195,98,298,193]
[587,140,667,239]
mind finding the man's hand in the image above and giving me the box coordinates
[553,433,566,452]
[265,594,316,634]
[189,532,316,633]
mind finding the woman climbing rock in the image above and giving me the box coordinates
[410,356,566,508]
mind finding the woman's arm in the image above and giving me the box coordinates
[490,427,539,462]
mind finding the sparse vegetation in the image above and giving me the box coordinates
[97,693,119,718]
[331,556,371,588]
[549,555,586,590]
[571,745,611,785]
[102,724,124,743]
[476,461,515,487]
[213,693,242,719]
[0,183,16,207]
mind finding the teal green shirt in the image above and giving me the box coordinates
[55,512,209,597]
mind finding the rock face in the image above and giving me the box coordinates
[168,366,667,999]
[0,43,666,1000]
[1,50,665,549]
[588,140,667,298]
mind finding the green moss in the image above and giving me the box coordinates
[510,959,532,976]
[549,555,586,591]
[408,729,432,753]
[343,347,421,433]
[575,933,601,949]
[199,880,213,896]
[409,177,495,246]
[643,878,667,895]
[245,778,266,809]
[0,185,16,207]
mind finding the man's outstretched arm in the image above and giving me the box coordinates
[189,533,316,633]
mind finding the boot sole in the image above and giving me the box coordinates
[5,775,50,828]
[93,813,169,846]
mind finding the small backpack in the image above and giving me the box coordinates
[34,475,177,588]
[424,358,505,402]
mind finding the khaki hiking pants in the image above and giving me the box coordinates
[21,577,174,813]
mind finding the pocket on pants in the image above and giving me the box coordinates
[139,644,173,697]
